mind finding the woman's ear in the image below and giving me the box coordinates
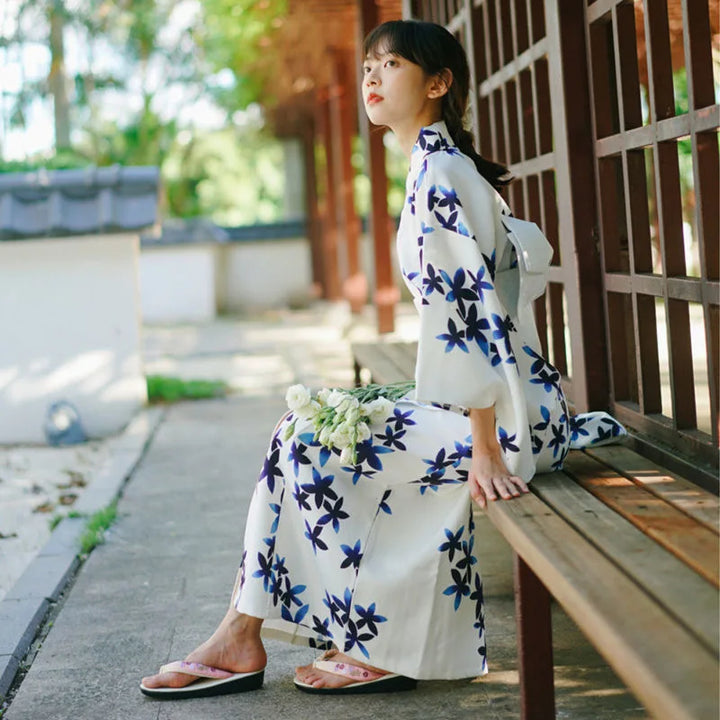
[427,69,453,99]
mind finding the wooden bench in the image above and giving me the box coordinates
[352,341,719,720]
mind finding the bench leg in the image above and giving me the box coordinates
[513,552,556,720]
[353,359,362,388]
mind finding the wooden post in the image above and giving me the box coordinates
[335,47,367,313]
[358,0,399,334]
[514,553,556,720]
[319,86,342,301]
[302,115,324,298]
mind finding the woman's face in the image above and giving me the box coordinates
[361,48,443,132]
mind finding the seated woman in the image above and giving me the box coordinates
[141,18,625,700]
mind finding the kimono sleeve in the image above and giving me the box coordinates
[414,155,520,410]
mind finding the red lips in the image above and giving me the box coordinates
[366,93,383,104]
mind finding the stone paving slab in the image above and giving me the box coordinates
[0,408,162,698]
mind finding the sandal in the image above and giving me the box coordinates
[293,651,416,695]
[140,660,264,700]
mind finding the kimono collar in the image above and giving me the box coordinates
[409,120,458,176]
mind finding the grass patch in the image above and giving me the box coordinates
[48,509,85,532]
[78,502,118,555]
[146,375,228,403]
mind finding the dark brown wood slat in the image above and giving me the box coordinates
[626,150,653,273]
[597,156,625,272]
[589,17,617,139]
[564,452,719,587]
[486,487,719,720]
[615,1,642,130]
[534,57,552,155]
[533,464,719,656]
[506,78,522,164]
[606,292,632,402]
[547,282,567,376]
[585,445,719,532]
[634,293,662,414]
[644,0,675,121]
[519,68,536,160]
[681,0,715,110]
[513,0,529,55]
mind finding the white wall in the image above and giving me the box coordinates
[218,238,313,312]
[140,244,217,323]
[0,235,146,443]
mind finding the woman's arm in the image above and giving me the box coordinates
[468,406,529,508]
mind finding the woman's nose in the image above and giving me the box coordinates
[365,70,379,86]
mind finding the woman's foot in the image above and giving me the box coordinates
[142,611,267,690]
[295,648,388,690]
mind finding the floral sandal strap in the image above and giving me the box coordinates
[312,659,386,682]
[159,660,234,679]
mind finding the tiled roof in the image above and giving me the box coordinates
[0,166,160,240]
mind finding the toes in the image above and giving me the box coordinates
[142,672,193,689]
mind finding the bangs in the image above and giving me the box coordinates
[363,21,423,66]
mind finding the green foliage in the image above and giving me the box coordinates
[146,375,228,403]
[78,501,118,555]
[200,0,288,110]
[0,147,89,173]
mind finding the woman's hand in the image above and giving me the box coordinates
[468,449,529,509]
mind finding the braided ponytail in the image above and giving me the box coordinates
[443,91,512,192]
[364,19,512,192]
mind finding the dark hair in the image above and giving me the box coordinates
[363,20,512,190]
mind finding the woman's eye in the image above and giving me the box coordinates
[385,59,397,67]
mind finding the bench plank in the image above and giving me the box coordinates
[534,462,719,656]
[565,456,719,587]
[352,343,412,385]
[485,488,719,720]
[586,445,720,532]
[379,341,417,378]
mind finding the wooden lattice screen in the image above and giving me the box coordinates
[407,0,608,416]
[407,0,719,479]
[587,0,719,472]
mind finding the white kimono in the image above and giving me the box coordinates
[232,120,625,680]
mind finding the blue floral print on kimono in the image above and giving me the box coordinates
[232,120,626,682]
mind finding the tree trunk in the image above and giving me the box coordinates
[48,0,71,149]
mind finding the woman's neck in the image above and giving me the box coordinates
[392,113,443,159]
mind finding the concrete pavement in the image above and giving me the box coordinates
[2,306,649,719]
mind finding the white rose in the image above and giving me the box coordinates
[330,422,353,449]
[285,384,312,411]
[295,400,321,421]
[318,425,333,446]
[336,396,360,415]
[326,389,346,408]
[366,397,394,423]
[339,446,355,464]
[317,388,332,405]
[356,422,371,442]
[344,406,360,424]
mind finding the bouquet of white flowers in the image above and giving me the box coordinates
[284,381,415,464]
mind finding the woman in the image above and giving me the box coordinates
[141,19,624,699]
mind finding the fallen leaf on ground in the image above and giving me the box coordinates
[33,502,55,513]
[0,531,18,539]
[59,493,78,505]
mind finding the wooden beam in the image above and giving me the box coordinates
[358,0,399,333]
